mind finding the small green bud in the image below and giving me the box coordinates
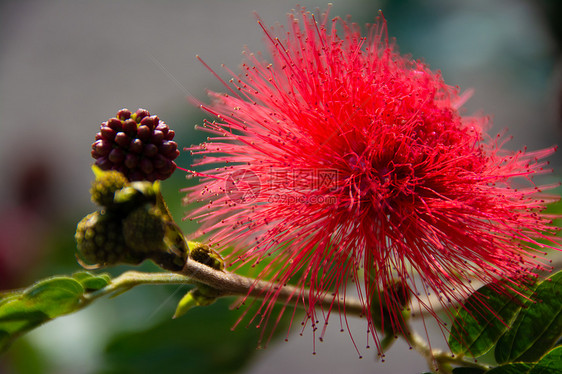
[188,242,224,271]
[173,287,219,319]
[75,211,143,267]
[122,206,166,253]
[90,167,128,208]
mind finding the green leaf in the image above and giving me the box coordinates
[72,271,111,291]
[449,281,531,357]
[495,271,562,363]
[0,276,85,352]
[485,363,533,374]
[452,367,486,374]
[2,277,84,320]
[528,346,562,374]
[0,293,20,308]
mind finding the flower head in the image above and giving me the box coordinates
[92,108,179,182]
[185,8,560,351]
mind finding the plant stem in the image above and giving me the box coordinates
[81,261,365,318]
[404,329,490,373]
[180,258,365,314]
[81,271,195,305]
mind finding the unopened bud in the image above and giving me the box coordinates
[90,167,128,208]
[91,108,180,181]
[75,211,143,267]
[122,206,166,253]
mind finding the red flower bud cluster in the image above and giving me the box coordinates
[92,108,179,181]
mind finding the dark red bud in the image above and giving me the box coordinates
[124,153,139,169]
[140,158,154,174]
[156,123,169,134]
[107,118,123,131]
[153,154,167,169]
[93,139,111,156]
[158,160,173,173]
[140,116,156,130]
[137,125,151,141]
[135,109,150,122]
[115,132,130,148]
[129,138,143,153]
[95,156,112,170]
[143,144,158,157]
[158,163,176,179]
[164,129,175,140]
[151,130,164,145]
[161,141,178,158]
[108,148,125,163]
[117,109,131,120]
[123,119,138,136]
[101,127,116,141]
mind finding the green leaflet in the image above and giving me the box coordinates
[485,363,533,374]
[495,271,562,364]
[0,277,83,352]
[72,271,111,291]
[528,346,562,374]
[449,281,531,357]
[3,277,84,319]
[0,271,112,352]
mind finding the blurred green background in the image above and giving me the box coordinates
[1,0,561,373]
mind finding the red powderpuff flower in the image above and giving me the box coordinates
[185,8,560,352]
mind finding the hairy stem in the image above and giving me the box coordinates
[81,261,365,318]
[81,271,196,304]
[180,258,365,314]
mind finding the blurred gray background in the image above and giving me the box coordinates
[1,0,561,373]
